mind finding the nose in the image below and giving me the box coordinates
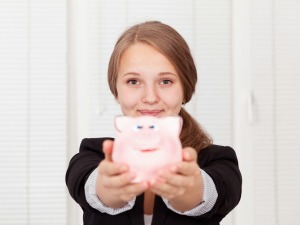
[142,85,159,104]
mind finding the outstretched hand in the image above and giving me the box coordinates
[96,140,148,208]
[149,147,204,211]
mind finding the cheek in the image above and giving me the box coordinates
[164,90,184,108]
[117,92,140,114]
[116,81,142,108]
[173,98,184,114]
[172,99,184,113]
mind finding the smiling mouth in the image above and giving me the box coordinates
[138,110,163,116]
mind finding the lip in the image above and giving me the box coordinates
[138,110,163,116]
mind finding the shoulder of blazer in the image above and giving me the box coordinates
[79,137,114,155]
[198,144,239,168]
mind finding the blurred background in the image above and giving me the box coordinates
[0,0,299,224]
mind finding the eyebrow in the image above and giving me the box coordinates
[122,72,140,77]
[122,72,178,77]
[158,72,178,76]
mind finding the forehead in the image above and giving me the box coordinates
[122,42,163,59]
[119,43,176,71]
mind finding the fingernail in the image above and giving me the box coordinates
[149,179,156,186]
[121,166,127,172]
[158,171,163,176]
[143,182,149,188]
[170,166,177,172]
[129,171,136,178]
[157,177,166,183]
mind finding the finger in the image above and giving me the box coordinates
[182,147,197,162]
[150,181,181,199]
[156,168,195,187]
[101,181,148,203]
[106,181,148,198]
[103,139,114,161]
[175,162,200,176]
[150,188,175,199]
[98,160,128,176]
[120,182,149,198]
[163,161,200,177]
[103,171,137,188]
[159,172,195,188]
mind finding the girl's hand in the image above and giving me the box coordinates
[149,147,204,211]
[96,140,148,208]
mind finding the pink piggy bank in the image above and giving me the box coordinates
[112,115,183,183]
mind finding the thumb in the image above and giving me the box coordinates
[102,139,114,162]
[182,147,197,162]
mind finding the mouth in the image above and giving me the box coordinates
[138,110,163,117]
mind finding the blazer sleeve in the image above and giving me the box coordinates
[65,138,113,212]
[197,145,242,222]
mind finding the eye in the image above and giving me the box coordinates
[160,79,173,85]
[133,125,143,131]
[149,124,157,130]
[127,79,140,85]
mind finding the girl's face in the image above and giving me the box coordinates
[116,43,184,117]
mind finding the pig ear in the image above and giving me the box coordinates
[162,116,183,135]
[114,116,132,132]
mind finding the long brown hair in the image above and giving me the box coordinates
[107,21,212,151]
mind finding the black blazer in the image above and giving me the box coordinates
[66,138,242,225]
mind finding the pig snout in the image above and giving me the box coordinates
[132,126,160,149]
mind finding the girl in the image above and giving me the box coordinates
[66,21,242,225]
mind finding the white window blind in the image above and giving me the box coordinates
[251,0,300,224]
[194,1,232,146]
[0,0,67,224]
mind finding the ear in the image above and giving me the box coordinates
[161,116,183,135]
[114,116,131,132]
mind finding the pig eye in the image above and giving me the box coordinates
[149,125,157,130]
[133,125,143,131]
